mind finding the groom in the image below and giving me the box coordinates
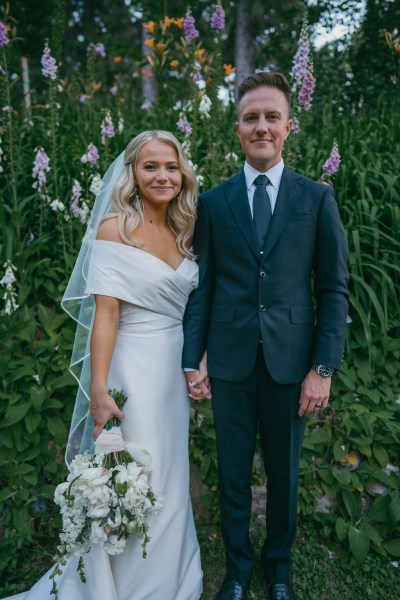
[183,72,349,600]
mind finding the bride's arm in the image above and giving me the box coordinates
[90,294,124,440]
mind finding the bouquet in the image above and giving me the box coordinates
[49,389,163,598]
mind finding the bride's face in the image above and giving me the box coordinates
[134,140,183,208]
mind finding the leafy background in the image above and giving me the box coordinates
[0,0,400,597]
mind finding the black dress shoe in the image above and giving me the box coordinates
[215,576,250,599]
[265,581,297,600]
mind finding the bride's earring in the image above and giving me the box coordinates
[135,186,141,203]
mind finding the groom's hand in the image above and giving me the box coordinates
[298,369,331,416]
[185,371,212,400]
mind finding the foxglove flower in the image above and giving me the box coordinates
[0,261,19,315]
[32,147,51,202]
[109,85,118,96]
[298,65,315,111]
[177,114,192,136]
[199,94,212,119]
[90,173,103,196]
[183,14,199,43]
[322,140,341,180]
[211,5,225,32]
[118,113,124,135]
[71,179,82,217]
[79,94,90,103]
[81,143,100,168]
[0,21,9,47]
[50,199,66,212]
[291,15,310,91]
[41,43,58,80]
[100,112,115,144]
[88,43,106,58]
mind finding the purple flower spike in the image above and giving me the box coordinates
[177,114,192,136]
[211,5,225,32]
[184,14,199,43]
[100,112,115,144]
[0,21,9,47]
[298,67,315,111]
[88,42,106,58]
[32,147,51,202]
[322,140,341,180]
[291,15,310,91]
[41,43,58,80]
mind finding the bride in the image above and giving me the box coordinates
[6,130,203,600]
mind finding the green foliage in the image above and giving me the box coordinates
[0,3,399,595]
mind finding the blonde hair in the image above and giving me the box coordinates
[104,130,198,258]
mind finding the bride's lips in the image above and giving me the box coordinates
[151,186,173,191]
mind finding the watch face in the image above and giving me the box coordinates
[313,364,334,378]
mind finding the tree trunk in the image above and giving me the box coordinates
[141,25,158,107]
[234,0,256,99]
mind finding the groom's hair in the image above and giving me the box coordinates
[237,72,291,111]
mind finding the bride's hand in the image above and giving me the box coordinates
[90,388,124,440]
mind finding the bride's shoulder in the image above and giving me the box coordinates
[96,216,123,243]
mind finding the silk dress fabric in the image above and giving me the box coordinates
[8,240,203,600]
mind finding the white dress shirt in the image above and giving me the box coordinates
[244,159,284,217]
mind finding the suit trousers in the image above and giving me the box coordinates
[211,344,307,584]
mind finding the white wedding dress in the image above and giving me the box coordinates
[6,240,203,600]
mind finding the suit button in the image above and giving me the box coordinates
[259,271,266,278]
[259,304,266,311]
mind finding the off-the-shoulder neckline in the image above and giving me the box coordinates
[93,239,191,273]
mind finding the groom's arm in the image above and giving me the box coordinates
[311,185,349,368]
[182,195,215,370]
[298,185,349,417]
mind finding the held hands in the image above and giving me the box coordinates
[90,386,124,440]
[298,369,331,417]
[185,352,212,400]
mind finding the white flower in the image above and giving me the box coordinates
[118,114,124,134]
[225,152,239,162]
[90,520,108,543]
[1,261,19,315]
[79,202,90,224]
[50,199,65,212]
[90,173,103,196]
[199,94,212,119]
[197,174,205,187]
[195,79,206,90]
[181,139,191,158]
[104,535,126,555]
[391,561,399,568]
[383,463,400,475]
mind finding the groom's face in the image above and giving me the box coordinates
[236,86,292,172]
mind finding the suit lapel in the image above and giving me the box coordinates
[224,171,259,259]
[262,167,303,260]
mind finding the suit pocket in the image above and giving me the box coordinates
[210,305,235,322]
[289,212,311,222]
[290,306,315,324]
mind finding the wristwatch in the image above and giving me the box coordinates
[312,364,335,378]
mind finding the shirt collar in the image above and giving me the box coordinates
[244,159,284,191]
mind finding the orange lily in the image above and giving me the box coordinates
[144,37,155,48]
[223,64,236,76]
[170,59,179,68]
[143,21,155,33]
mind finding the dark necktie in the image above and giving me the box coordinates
[253,174,272,250]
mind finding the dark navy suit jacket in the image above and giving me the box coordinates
[183,167,349,385]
